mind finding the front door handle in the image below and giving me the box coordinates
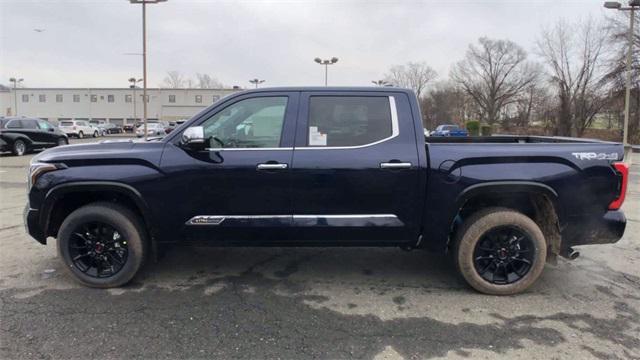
[380,162,412,169]
[257,163,288,170]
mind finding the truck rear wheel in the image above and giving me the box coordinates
[454,207,546,295]
[57,202,147,288]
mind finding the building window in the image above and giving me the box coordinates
[144,95,149,102]
[169,95,176,103]
[56,94,63,103]
[212,95,220,103]
[195,95,202,103]
[124,95,131,103]
[91,95,97,102]
[73,94,80,102]
[107,95,115,103]
[39,94,46,102]
[21,94,29,102]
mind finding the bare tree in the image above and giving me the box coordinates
[421,81,476,129]
[537,18,609,137]
[450,37,539,125]
[384,61,437,98]
[162,71,186,88]
[196,73,224,89]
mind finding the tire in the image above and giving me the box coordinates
[12,139,27,156]
[57,202,147,288]
[57,137,68,146]
[78,131,84,139]
[453,207,546,295]
[93,131,99,138]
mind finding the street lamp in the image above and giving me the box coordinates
[372,80,390,87]
[249,79,265,88]
[9,77,23,116]
[314,57,339,86]
[128,0,167,140]
[604,0,640,164]
[128,77,143,126]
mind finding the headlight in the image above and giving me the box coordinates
[27,162,64,189]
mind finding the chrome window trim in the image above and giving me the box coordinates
[297,95,399,150]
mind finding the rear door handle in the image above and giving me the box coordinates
[257,163,288,170]
[380,162,412,169]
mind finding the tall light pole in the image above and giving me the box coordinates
[249,79,265,88]
[128,77,143,127]
[128,0,167,140]
[372,80,390,87]
[314,57,339,86]
[9,77,23,116]
[604,0,639,163]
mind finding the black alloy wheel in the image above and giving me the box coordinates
[68,221,129,278]
[472,225,535,285]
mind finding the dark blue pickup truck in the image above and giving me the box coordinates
[24,87,629,294]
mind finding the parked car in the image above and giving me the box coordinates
[101,123,123,134]
[430,124,468,137]
[0,117,68,156]
[58,120,99,138]
[123,123,136,133]
[25,87,628,295]
[135,122,166,137]
[165,120,187,134]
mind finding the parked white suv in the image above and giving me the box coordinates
[58,120,99,138]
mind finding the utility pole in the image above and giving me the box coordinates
[9,77,23,116]
[128,77,142,128]
[604,0,640,164]
[128,0,167,140]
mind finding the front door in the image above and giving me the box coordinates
[160,92,299,243]
[290,91,422,244]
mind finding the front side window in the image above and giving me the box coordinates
[307,96,393,147]
[201,96,287,149]
[23,119,39,129]
[39,94,46,102]
[56,94,63,102]
[38,120,52,130]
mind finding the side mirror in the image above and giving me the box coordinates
[181,126,206,150]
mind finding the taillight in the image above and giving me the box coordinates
[608,162,629,210]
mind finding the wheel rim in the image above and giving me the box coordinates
[15,141,25,155]
[473,226,535,285]
[68,221,129,278]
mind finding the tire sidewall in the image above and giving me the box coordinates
[78,131,84,139]
[456,208,547,295]
[58,137,68,146]
[13,140,26,156]
[57,204,145,288]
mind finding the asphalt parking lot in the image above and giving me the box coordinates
[1,137,639,359]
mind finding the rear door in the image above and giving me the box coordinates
[289,91,422,244]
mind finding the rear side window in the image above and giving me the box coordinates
[60,121,74,126]
[23,119,39,129]
[6,120,23,128]
[307,96,393,147]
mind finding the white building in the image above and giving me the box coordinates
[0,87,239,125]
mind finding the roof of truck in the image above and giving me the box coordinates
[236,86,416,94]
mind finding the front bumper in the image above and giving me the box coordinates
[562,210,626,248]
[24,205,46,244]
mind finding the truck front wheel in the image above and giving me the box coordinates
[454,207,546,295]
[57,202,147,288]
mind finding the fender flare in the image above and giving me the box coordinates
[41,181,157,254]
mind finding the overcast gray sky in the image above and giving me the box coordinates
[0,0,611,88]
